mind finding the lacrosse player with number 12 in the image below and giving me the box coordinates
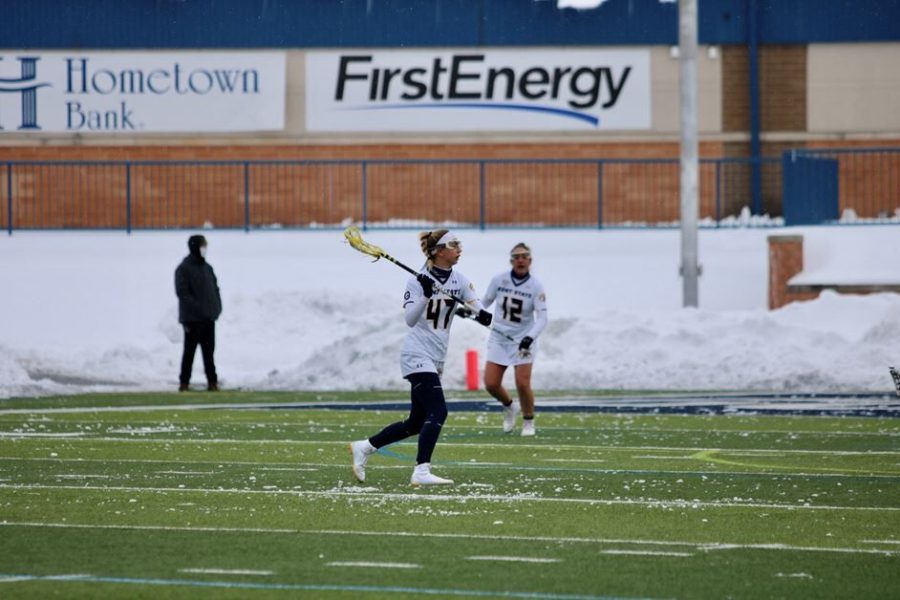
[479,243,548,436]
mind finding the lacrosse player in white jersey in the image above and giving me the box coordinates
[350,229,491,485]
[481,243,548,436]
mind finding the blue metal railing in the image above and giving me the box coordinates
[3,152,891,233]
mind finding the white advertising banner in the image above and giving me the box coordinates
[306,48,650,132]
[0,51,285,133]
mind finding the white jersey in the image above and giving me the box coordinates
[400,266,481,377]
[483,270,548,342]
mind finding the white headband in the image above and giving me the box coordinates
[436,231,459,246]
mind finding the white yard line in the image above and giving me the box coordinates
[696,542,898,555]
[4,521,898,558]
[0,572,629,599]
[598,550,692,557]
[326,561,419,569]
[256,467,320,472]
[525,426,900,438]
[454,424,900,438]
[0,403,290,415]
[2,455,891,480]
[0,521,297,533]
[466,556,561,563]
[5,415,894,437]
[0,456,406,469]
[179,568,273,576]
[309,529,900,556]
[304,529,703,548]
[3,453,896,480]
[0,432,85,438]
[3,435,900,456]
[2,483,899,514]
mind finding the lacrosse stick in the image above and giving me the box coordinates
[344,225,431,281]
[343,226,518,343]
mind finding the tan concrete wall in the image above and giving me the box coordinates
[808,43,900,133]
[650,46,722,134]
[286,51,306,136]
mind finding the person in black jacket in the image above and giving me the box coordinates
[175,235,223,392]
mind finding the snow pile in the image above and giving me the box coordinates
[1,227,898,398]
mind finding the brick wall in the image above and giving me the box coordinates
[722,45,750,133]
[767,235,818,309]
[759,46,807,132]
[720,44,808,218]
[0,141,712,162]
[806,141,900,218]
[722,45,807,133]
[0,141,737,229]
[2,139,896,228]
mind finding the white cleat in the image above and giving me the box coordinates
[521,419,536,437]
[502,402,520,434]
[410,463,454,486]
[350,440,375,482]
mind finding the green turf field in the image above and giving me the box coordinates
[0,391,898,599]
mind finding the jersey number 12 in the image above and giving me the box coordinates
[501,296,523,323]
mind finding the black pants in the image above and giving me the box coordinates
[368,372,448,464]
[179,321,217,386]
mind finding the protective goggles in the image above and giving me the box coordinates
[510,251,531,260]
[437,231,461,250]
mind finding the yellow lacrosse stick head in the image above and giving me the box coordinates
[343,226,385,262]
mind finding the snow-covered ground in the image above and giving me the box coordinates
[1,226,899,398]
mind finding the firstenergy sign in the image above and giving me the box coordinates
[306,49,650,132]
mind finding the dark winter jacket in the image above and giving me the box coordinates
[175,254,222,323]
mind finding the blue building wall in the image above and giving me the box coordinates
[2,0,899,49]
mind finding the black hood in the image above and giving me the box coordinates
[187,235,207,258]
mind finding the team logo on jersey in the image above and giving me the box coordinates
[539,293,546,302]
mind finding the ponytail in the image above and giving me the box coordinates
[418,229,449,267]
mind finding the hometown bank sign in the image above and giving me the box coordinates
[306,48,650,132]
[0,52,285,133]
